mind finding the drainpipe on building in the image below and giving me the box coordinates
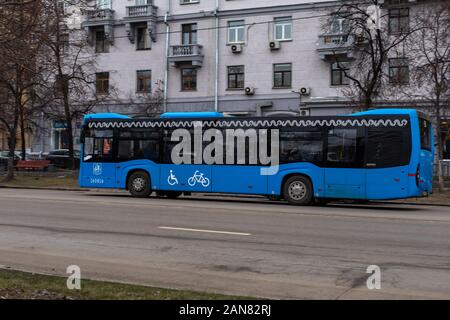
[214,0,219,112]
[163,1,171,113]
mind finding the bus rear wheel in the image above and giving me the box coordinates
[128,171,151,198]
[283,175,313,206]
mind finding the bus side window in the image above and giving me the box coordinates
[83,129,113,162]
[419,118,431,150]
[366,129,410,168]
[326,128,363,167]
[280,130,323,164]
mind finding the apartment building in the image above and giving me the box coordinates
[76,0,355,117]
[31,0,449,153]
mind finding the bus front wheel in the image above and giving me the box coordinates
[128,171,151,198]
[283,175,313,206]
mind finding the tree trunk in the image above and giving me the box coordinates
[62,80,75,170]
[20,106,26,160]
[5,128,17,182]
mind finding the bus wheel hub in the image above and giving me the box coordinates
[289,182,306,200]
[132,178,145,191]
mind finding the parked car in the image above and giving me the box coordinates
[0,151,20,171]
[45,149,80,169]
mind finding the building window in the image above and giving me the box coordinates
[136,70,152,93]
[228,20,245,44]
[331,62,350,86]
[227,66,245,89]
[273,63,292,88]
[95,30,109,53]
[274,17,292,41]
[136,26,149,50]
[60,33,70,54]
[181,68,197,91]
[389,58,409,84]
[389,8,409,34]
[182,23,197,45]
[330,16,349,34]
[96,72,109,95]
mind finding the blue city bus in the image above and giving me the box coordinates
[79,109,433,205]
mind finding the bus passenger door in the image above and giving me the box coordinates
[80,135,117,188]
[324,127,366,199]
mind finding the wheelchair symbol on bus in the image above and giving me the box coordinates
[167,170,179,186]
[188,171,210,187]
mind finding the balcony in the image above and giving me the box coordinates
[317,34,357,61]
[125,4,157,19]
[123,4,158,44]
[82,8,115,26]
[168,44,204,68]
[81,8,115,45]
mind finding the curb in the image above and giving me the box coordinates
[0,185,87,192]
[373,201,450,207]
[0,185,449,206]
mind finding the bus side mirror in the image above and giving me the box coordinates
[80,132,85,144]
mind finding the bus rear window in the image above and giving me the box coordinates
[419,118,431,150]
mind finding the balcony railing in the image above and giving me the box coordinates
[318,34,355,49]
[317,33,356,60]
[170,44,202,57]
[83,8,114,22]
[126,4,157,18]
[168,44,203,67]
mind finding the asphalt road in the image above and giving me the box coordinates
[0,188,449,299]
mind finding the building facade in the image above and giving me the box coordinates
[31,0,449,153]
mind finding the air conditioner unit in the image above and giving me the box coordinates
[269,40,281,50]
[300,87,311,96]
[299,108,310,117]
[231,44,243,53]
[245,87,255,95]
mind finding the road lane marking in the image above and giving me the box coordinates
[158,226,251,236]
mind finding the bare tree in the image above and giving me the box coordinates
[323,0,418,110]
[37,0,114,169]
[403,3,450,191]
[125,80,165,118]
[0,0,44,180]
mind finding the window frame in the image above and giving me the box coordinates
[388,7,410,34]
[95,72,110,95]
[274,17,293,41]
[389,57,409,85]
[227,65,245,90]
[136,70,152,94]
[95,29,109,53]
[182,23,198,45]
[227,20,245,44]
[273,63,292,89]
[331,62,350,86]
[136,26,149,50]
[181,67,197,91]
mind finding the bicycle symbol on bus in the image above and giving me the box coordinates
[188,171,210,187]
